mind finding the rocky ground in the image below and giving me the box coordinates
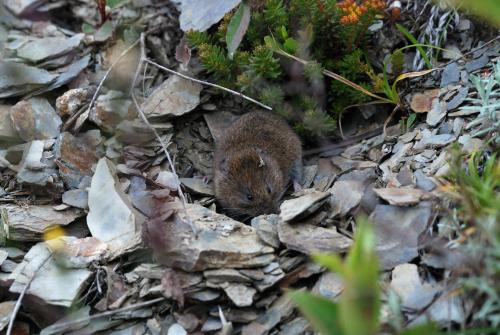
[0,0,499,334]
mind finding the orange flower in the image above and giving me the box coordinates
[338,0,386,25]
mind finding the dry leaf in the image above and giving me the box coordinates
[410,89,440,113]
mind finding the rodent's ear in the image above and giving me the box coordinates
[254,147,268,168]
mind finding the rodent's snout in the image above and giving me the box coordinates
[258,202,280,216]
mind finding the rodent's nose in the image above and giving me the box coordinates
[262,204,280,215]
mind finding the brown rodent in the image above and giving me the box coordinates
[214,111,302,218]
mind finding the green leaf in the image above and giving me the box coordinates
[346,219,376,268]
[340,220,381,335]
[289,291,343,335]
[82,23,94,34]
[313,254,347,277]
[407,113,417,129]
[283,38,298,54]
[94,20,114,42]
[107,0,123,9]
[396,24,433,69]
[280,25,288,39]
[226,1,251,59]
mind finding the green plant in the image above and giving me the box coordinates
[400,112,417,133]
[289,219,380,335]
[449,0,500,26]
[443,149,500,227]
[188,0,388,137]
[396,24,433,70]
[290,219,439,335]
[442,149,500,328]
[459,60,500,144]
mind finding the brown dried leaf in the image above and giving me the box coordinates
[410,89,440,113]
[175,37,191,67]
[141,192,182,258]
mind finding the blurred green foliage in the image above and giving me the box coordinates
[442,149,500,328]
[289,219,440,335]
[449,0,500,27]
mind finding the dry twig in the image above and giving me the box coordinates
[442,35,500,67]
[0,156,19,173]
[131,33,197,233]
[143,58,272,110]
[65,39,141,132]
[39,297,167,333]
[7,256,51,335]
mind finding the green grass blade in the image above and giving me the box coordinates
[396,24,433,69]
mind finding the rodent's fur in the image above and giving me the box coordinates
[214,111,302,218]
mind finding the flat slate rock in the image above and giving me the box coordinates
[9,242,92,307]
[179,0,241,31]
[426,99,447,127]
[278,221,352,255]
[62,189,89,209]
[414,169,437,192]
[251,214,280,248]
[369,205,432,270]
[279,190,329,222]
[152,204,275,271]
[0,61,56,98]
[10,97,62,141]
[141,75,201,118]
[373,187,426,206]
[440,62,460,87]
[465,54,489,73]
[1,204,83,241]
[446,86,469,110]
[55,130,101,188]
[87,158,144,259]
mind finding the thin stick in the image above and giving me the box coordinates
[143,58,272,110]
[131,34,196,234]
[65,38,141,132]
[383,105,400,139]
[302,126,384,156]
[41,297,166,333]
[442,35,500,68]
[7,256,51,335]
[0,156,19,172]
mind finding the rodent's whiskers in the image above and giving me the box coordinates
[278,182,292,200]
[222,207,242,211]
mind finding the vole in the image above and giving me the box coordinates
[214,111,302,218]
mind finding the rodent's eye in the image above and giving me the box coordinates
[246,193,253,201]
[266,185,272,194]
